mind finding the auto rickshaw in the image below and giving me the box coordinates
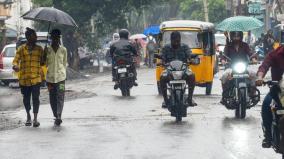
[155,20,217,95]
[273,24,284,49]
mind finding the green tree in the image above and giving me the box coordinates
[32,0,155,70]
[179,0,226,24]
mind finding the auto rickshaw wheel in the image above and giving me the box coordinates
[206,82,213,95]
[157,81,162,95]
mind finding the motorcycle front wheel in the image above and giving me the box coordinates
[175,90,183,122]
[235,88,247,119]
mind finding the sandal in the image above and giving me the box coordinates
[25,119,32,126]
[33,120,40,127]
[54,119,62,126]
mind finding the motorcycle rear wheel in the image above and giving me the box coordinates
[121,88,130,96]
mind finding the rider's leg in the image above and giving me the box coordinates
[160,71,169,108]
[131,65,138,86]
[220,69,232,103]
[261,93,273,148]
[112,66,119,90]
[185,71,197,106]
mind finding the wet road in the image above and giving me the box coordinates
[0,68,281,159]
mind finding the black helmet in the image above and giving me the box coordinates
[230,31,243,40]
[119,29,129,39]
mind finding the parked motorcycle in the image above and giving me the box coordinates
[155,54,200,122]
[255,44,265,61]
[263,81,284,158]
[114,56,136,96]
[221,53,260,119]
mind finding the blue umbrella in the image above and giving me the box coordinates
[143,25,160,35]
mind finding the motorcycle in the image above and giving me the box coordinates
[155,54,200,122]
[221,53,260,119]
[113,56,136,96]
[263,80,284,158]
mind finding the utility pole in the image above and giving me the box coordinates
[265,0,271,31]
[203,0,209,22]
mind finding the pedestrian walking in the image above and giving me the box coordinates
[12,28,44,127]
[146,35,157,68]
[263,30,275,55]
[44,29,67,126]
[244,30,256,49]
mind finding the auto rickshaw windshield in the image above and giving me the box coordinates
[163,31,202,48]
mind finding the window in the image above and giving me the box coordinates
[163,31,202,49]
[3,47,16,57]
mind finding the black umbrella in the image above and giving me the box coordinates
[22,7,78,32]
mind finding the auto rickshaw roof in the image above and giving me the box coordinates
[160,20,214,30]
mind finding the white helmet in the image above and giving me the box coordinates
[113,33,120,41]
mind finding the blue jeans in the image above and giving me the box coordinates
[261,93,273,138]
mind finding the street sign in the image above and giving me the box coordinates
[248,2,262,15]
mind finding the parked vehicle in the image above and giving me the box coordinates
[113,56,136,96]
[0,44,17,85]
[78,47,95,69]
[221,53,260,119]
[215,33,226,65]
[263,80,284,158]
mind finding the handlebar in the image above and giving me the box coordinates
[263,81,279,86]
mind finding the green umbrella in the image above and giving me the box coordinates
[216,16,264,32]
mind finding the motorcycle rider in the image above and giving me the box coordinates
[256,45,284,148]
[160,31,197,108]
[220,31,258,105]
[110,29,138,89]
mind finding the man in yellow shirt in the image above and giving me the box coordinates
[12,28,44,127]
[44,29,67,126]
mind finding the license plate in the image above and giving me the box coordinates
[174,86,183,90]
[277,110,284,115]
[90,59,94,62]
[118,68,127,73]
[233,74,249,78]
[239,82,247,88]
[169,80,186,84]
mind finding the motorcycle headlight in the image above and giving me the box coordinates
[172,71,184,80]
[233,62,247,74]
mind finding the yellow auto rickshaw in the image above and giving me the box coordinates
[155,20,217,95]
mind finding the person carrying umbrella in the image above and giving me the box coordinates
[43,29,67,126]
[12,28,44,127]
[220,31,258,104]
